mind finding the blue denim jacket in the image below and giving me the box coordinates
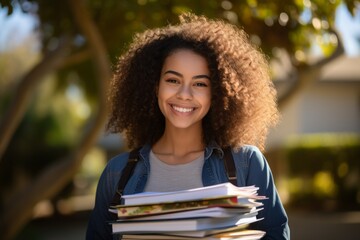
[86,143,290,239]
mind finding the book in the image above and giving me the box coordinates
[111,183,266,238]
[110,195,263,218]
[111,215,259,235]
[151,220,263,238]
[116,207,261,221]
[121,183,259,205]
[122,229,266,239]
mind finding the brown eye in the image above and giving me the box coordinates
[194,82,208,87]
[165,79,178,84]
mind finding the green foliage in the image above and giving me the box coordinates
[284,134,360,211]
[0,78,88,193]
[2,0,358,63]
[0,0,358,107]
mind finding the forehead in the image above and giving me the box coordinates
[162,49,209,74]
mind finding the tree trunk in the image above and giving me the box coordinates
[0,39,71,161]
[277,29,345,109]
[0,0,111,238]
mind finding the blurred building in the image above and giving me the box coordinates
[268,55,360,149]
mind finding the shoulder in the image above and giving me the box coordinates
[235,144,262,155]
[233,145,263,159]
[103,151,131,174]
[232,145,265,166]
[104,145,151,173]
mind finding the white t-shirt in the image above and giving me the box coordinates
[144,150,205,192]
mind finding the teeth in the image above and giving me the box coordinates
[172,105,194,113]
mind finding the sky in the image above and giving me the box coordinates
[335,4,360,56]
[0,5,39,51]
[0,3,359,55]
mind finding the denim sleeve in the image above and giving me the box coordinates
[86,155,127,240]
[245,146,290,240]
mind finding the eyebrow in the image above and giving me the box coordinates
[164,70,210,80]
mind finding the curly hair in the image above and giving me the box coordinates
[107,13,279,151]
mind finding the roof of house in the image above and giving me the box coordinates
[320,55,360,82]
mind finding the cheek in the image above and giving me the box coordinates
[202,90,212,108]
[157,86,166,103]
[157,86,169,114]
[158,84,177,101]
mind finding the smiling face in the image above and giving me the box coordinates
[157,49,211,131]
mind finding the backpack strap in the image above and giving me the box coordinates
[223,146,237,185]
[110,148,141,206]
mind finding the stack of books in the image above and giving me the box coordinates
[109,183,266,239]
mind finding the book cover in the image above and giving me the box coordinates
[122,229,265,239]
[116,207,261,221]
[121,183,259,205]
[155,219,263,238]
[110,195,262,218]
[111,215,259,235]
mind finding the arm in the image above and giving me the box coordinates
[245,146,290,240]
[86,154,130,240]
[86,164,117,240]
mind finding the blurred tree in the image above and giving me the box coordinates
[0,0,358,239]
[0,1,110,239]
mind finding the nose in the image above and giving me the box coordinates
[176,84,193,100]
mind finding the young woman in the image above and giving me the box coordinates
[86,13,290,240]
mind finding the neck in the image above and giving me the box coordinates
[152,124,205,164]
